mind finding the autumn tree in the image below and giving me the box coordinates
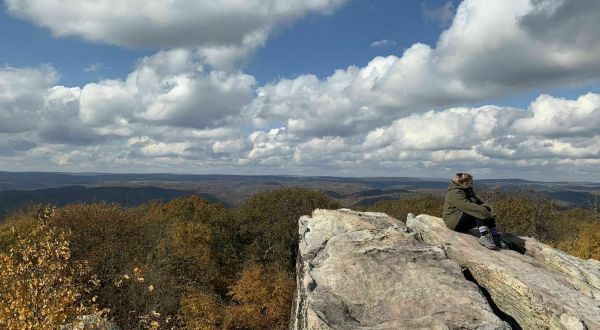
[236,188,340,270]
[0,207,98,329]
[223,263,294,330]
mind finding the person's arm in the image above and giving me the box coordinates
[472,191,496,216]
[448,189,494,219]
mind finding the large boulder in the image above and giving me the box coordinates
[291,209,510,329]
[406,214,600,330]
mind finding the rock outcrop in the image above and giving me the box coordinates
[291,209,510,329]
[291,209,600,330]
[406,214,600,330]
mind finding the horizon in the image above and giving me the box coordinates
[1,0,599,181]
[1,170,598,184]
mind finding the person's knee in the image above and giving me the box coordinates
[484,217,497,228]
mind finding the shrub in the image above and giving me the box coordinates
[361,194,444,220]
[0,207,98,329]
[179,289,223,330]
[223,263,294,330]
[556,221,600,260]
[235,188,340,271]
[482,189,559,241]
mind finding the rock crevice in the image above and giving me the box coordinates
[406,213,600,330]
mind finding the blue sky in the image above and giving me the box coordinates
[0,9,153,86]
[245,0,452,84]
[2,0,595,108]
[1,0,452,86]
[0,0,599,180]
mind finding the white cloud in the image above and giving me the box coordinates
[239,92,600,178]
[81,49,256,129]
[140,141,191,157]
[362,106,523,151]
[212,139,248,154]
[370,39,396,48]
[83,63,105,73]
[511,93,600,137]
[80,81,134,126]
[0,70,598,179]
[2,0,600,180]
[0,50,256,149]
[6,0,348,69]
[0,66,58,133]
[242,127,293,165]
[248,0,600,137]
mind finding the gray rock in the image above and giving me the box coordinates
[60,315,120,330]
[291,209,510,329]
[406,213,600,330]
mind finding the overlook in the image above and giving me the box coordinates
[1,0,600,328]
[292,209,600,329]
[0,188,599,329]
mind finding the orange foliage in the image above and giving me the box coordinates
[223,263,295,330]
[180,289,223,330]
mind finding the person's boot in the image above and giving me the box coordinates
[479,234,499,250]
[492,234,509,249]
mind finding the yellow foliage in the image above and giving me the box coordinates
[557,221,600,260]
[0,207,97,329]
[156,219,217,285]
[223,263,294,330]
[180,289,223,330]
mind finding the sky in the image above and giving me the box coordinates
[0,0,599,181]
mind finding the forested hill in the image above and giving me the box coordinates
[0,185,219,220]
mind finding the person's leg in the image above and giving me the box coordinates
[477,217,508,249]
[454,212,477,232]
[469,216,499,250]
[454,212,502,250]
[472,217,492,237]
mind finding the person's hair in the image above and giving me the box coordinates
[452,172,473,187]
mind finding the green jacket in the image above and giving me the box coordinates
[442,181,494,230]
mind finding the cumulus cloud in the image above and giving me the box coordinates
[2,0,600,180]
[0,49,257,163]
[238,92,600,178]
[248,0,600,137]
[0,66,58,133]
[362,106,523,151]
[80,49,256,129]
[1,62,599,178]
[511,93,600,137]
[519,0,600,47]
[6,0,347,69]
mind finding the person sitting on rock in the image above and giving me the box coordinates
[442,172,507,250]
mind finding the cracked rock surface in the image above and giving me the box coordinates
[291,209,510,329]
[406,214,600,330]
